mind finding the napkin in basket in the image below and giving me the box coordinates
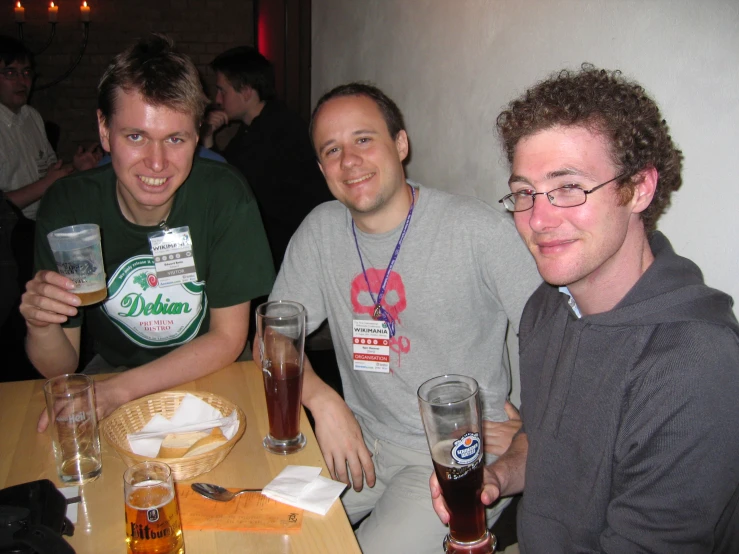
[127,393,239,457]
[261,465,347,516]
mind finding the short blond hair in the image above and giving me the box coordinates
[98,34,207,127]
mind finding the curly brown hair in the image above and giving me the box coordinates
[497,64,683,233]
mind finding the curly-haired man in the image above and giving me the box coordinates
[432,65,739,552]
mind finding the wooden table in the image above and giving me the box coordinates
[0,362,361,553]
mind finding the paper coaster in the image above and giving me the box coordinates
[175,484,303,532]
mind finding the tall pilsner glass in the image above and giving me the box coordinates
[418,375,495,554]
[257,300,307,454]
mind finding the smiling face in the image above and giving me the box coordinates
[312,94,410,233]
[98,88,198,226]
[511,125,654,300]
[0,59,32,113]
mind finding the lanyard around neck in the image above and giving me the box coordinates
[351,185,416,338]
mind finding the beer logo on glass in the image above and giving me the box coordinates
[147,508,160,523]
[451,433,481,465]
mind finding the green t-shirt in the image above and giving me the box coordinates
[35,158,275,367]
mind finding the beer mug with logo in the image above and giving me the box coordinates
[124,462,184,554]
[418,375,495,554]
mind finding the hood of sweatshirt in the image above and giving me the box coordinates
[582,231,738,331]
[520,231,739,440]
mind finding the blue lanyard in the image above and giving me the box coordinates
[351,185,416,338]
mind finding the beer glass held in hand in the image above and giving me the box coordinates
[44,374,102,484]
[124,461,184,554]
[418,375,495,554]
[257,300,307,455]
[47,224,107,306]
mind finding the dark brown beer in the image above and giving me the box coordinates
[125,481,184,554]
[263,362,302,440]
[444,532,496,554]
[432,440,486,544]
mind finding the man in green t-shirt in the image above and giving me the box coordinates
[20,34,274,431]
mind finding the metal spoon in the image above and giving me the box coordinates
[191,482,262,502]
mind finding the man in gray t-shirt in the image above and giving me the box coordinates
[265,83,540,554]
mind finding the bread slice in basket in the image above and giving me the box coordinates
[158,428,227,458]
[102,390,246,481]
[184,428,228,457]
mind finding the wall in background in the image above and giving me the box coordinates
[312,0,739,306]
[312,0,739,404]
[1,0,255,160]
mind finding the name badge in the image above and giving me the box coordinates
[147,226,197,286]
[352,319,390,373]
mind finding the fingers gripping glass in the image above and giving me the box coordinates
[498,172,628,213]
[0,68,34,80]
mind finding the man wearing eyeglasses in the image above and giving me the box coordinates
[431,65,739,551]
[0,36,100,221]
[0,36,69,221]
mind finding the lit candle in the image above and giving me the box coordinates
[14,1,25,22]
[80,1,90,22]
[48,1,58,22]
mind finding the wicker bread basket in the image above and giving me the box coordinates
[101,390,246,481]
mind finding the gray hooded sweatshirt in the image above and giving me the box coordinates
[517,232,739,553]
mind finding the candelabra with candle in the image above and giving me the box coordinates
[13,1,92,91]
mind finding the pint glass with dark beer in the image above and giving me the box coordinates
[124,461,184,554]
[257,300,307,455]
[418,375,495,554]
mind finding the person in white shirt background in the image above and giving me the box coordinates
[0,35,100,382]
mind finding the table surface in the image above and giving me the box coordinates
[0,362,361,554]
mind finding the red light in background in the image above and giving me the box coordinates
[257,10,271,60]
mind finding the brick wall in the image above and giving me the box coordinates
[1,0,254,160]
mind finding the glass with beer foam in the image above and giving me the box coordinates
[257,300,307,455]
[124,462,184,554]
[44,374,102,484]
[418,375,495,554]
[47,223,107,306]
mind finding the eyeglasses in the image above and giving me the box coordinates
[498,172,628,213]
[0,68,34,81]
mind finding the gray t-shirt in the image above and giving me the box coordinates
[271,183,541,451]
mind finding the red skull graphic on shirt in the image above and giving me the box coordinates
[351,268,406,321]
[351,269,410,368]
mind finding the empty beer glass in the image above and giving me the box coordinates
[257,300,307,455]
[418,375,495,554]
[124,461,184,554]
[44,374,102,484]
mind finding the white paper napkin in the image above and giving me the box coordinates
[127,393,239,457]
[58,486,78,524]
[262,465,347,516]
